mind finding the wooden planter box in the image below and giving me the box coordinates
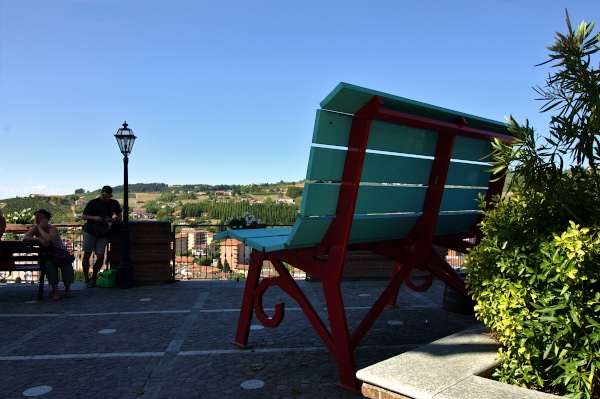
[107,221,172,284]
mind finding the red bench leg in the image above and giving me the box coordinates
[322,278,361,394]
[231,250,262,348]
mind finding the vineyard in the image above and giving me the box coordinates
[0,182,303,225]
[181,200,298,226]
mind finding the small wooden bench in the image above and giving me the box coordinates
[214,82,513,392]
[0,241,47,300]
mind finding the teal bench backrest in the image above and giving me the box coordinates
[279,83,507,251]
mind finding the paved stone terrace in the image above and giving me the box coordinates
[0,277,479,399]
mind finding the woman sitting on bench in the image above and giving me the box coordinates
[24,209,74,301]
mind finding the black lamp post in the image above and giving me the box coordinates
[114,121,137,289]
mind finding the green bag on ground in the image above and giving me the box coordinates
[96,269,117,288]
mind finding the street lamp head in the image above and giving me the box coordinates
[115,121,137,156]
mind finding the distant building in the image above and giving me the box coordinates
[276,198,294,204]
[219,237,272,276]
[132,208,153,219]
[180,228,214,251]
[220,238,245,271]
[174,233,188,254]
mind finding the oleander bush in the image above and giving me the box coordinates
[465,11,599,398]
[466,190,600,397]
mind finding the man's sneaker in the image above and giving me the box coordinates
[86,280,96,288]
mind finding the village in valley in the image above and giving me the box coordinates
[0,182,304,283]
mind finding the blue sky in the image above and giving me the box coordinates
[0,0,598,199]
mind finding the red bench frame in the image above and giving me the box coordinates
[228,87,513,393]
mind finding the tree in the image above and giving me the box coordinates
[222,259,230,273]
[286,186,303,198]
[144,200,160,215]
[467,11,600,398]
[158,192,177,202]
[490,10,599,226]
[178,192,197,200]
[198,256,212,266]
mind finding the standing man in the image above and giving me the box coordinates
[81,186,122,287]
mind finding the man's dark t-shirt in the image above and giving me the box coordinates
[83,198,122,235]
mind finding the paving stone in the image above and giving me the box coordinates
[0,278,479,398]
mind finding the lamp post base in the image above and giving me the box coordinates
[117,261,134,289]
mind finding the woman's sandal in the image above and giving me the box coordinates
[65,291,73,298]
[53,292,61,301]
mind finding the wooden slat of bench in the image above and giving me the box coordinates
[434,212,481,235]
[347,214,421,243]
[320,82,509,136]
[13,264,44,271]
[214,228,295,252]
[314,110,496,164]
[284,214,421,249]
[307,146,491,187]
[216,218,332,253]
[214,228,292,245]
[275,217,332,250]
[302,183,483,217]
[227,213,424,253]
[446,162,492,187]
[305,146,347,181]
[306,147,434,183]
[314,110,440,156]
[452,136,494,162]
[301,183,427,217]
[7,255,41,263]
[362,152,433,184]
[440,187,487,211]
[306,147,491,187]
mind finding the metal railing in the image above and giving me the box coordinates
[1,224,92,282]
[171,223,307,281]
[170,224,470,281]
[2,222,469,284]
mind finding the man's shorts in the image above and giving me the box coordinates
[82,230,108,255]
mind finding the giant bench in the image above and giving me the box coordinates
[214,82,513,392]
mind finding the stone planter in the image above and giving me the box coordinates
[357,325,562,399]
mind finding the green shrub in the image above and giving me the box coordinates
[230,272,246,281]
[466,191,600,397]
[466,10,599,398]
[73,270,87,282]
